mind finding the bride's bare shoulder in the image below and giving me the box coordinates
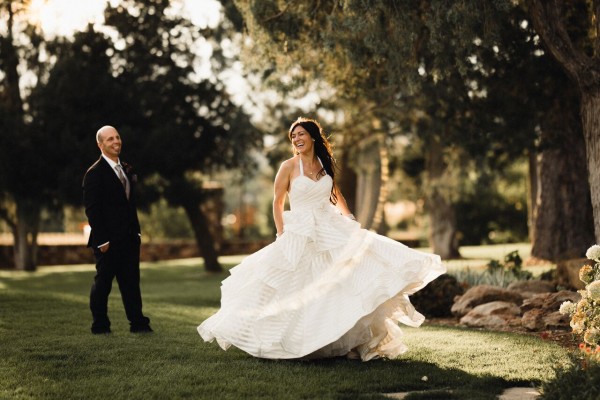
[279,157,297,172]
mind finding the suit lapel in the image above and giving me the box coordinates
[99,157,129,200]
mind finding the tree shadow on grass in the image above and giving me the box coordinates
[1,286,541,400]
[252,356,522,400]
[1,265,550,400]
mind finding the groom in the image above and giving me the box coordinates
[83,125,152,334]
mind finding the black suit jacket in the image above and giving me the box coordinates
[83,156,141,249]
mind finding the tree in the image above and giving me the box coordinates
[526,0,600,243]
[29,27,141,206]
[100,0,262,271]
[234,1,593,259]
[528,70,594,259]
[0,0,52,270]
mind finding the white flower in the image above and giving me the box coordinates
[579,264,595,284]
[559,301,576,316]
[571,314,585,334]
[421,376,428,382]
[586,245,600,261]
[584,328,600,346]
[587,280,600,300]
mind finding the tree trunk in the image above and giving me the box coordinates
[425,137,460,259]
[12,198,41,271]
[353,134,388,231]
[3,1,24,114]
[581,91,600,243]
[182,200,223,272]
[337,148,358,214]
[530,89,594,260]
[527,152,537,242]
[526,0,600,243]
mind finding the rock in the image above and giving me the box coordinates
[521,309,544,331]
[543,311,572,331]
[520,290,581,313]
[506,280,556,298]
[556,258,587,290]
[520,290,581,331]
[451,285,524,317]
[460,301,522,329]
[498,387,540,400]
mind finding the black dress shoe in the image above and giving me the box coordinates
[130,325,153,333]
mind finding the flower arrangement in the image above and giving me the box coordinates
[122,161,138,183]
[560,245,600,346]
[579,343,600,368]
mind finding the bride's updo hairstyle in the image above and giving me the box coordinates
[288,117,339,204]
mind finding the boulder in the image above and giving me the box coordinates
[459,301,522,329]
[520,290,581,331]
[451,285,524,317]
[556,258,587,290]
[520,290,581,313]
[543,311,572,331]
[506,280,556,298]
[521,308,544,331]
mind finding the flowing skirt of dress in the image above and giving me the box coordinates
[198,177,446,361]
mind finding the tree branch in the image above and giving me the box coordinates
[593,0,600,60]
[0,206,16,231]
[262,1,295,23]
[527,0,598,90]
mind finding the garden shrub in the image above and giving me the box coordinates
[546,244,600,399]
[540,350,600,400]
[451,250,532,288]
[559,245,600,346]
[411,273,465,317]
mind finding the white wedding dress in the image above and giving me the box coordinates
[198,159,446,361]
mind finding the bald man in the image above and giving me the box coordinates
[83,125,152,334]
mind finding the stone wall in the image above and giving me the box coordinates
[0,239,272,269]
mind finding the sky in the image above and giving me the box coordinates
[27,0,222,36]
[23,0,319,124]
[23,0,252,102]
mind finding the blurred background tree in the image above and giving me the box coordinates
[1,0,597,271]
[0,0,263,271]
[232,0,594,260]
[0,0,57,271]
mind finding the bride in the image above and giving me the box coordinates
[198,117,446,361]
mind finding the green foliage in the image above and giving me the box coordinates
[234,1,576,256]
[540,354,600,400]
[137,199,193,240]
[494,250,532,280]
[236,0,546,153]
[102,0,262,181]
[410,274,465,318]
[452,268,517,289]
[455,165,529,246]
[0,261,570,399]
[451,250,532,288]
[29,28,138,206]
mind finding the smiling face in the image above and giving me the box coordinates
[290,125,315,155]
[97,126,122,162]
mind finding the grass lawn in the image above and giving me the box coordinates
[417,242,555,277]
[0,254,570,400]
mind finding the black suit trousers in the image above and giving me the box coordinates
[89,236,149,331]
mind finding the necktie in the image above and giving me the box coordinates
[115,164,129,199]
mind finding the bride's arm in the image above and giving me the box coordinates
[273,160,292,237]
[333,185,355,220]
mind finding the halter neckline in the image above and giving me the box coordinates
[299,157,324,177]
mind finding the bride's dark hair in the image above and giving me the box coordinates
[288,117,339,204]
